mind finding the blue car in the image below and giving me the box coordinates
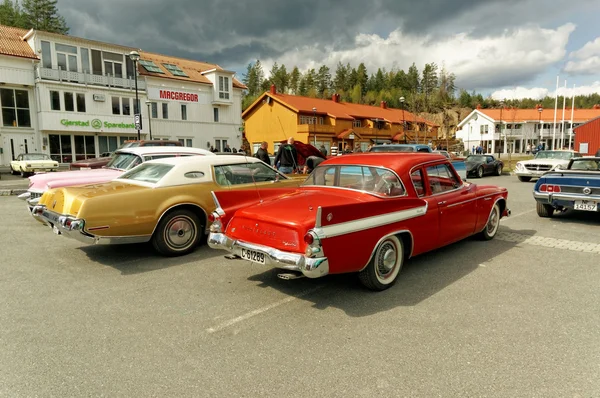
[533,157,600,217]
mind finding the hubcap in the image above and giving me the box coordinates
[487,207,499,235]
[165,217,196,249]
[377,242,397,278]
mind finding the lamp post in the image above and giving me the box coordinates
[129,50,141,141]
[399,97,406,143]
[312,107,317,146]
[146,100,153,140]
[537,105,543,151]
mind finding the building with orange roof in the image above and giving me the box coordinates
[242,85,439,155]
[457,105,600,155]
[0,24,245,165]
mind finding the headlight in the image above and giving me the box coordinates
[515,162,524,170]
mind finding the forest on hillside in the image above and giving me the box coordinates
[0,0,68,34]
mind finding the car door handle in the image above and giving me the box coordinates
[484,197,492,201]
[438,201,447,205]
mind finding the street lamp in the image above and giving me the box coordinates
[537,105,543,151]
[129,50,141,141]
[312,107,317,146]
[399,97,406,143]
[146,100,153,140]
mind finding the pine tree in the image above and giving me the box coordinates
[0,0,19,26]
[316,65,331,97]
[289,66,300,95]
[407,63,420,94]
[21,0,69,34]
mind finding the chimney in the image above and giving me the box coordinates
[593,104,600,109]
[270,84,276,95]
[332,93,339,103]
[380,101,387,109]
[476,104,482,110]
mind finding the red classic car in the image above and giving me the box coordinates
[208,153,510,291]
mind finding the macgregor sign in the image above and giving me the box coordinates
[147,87,201,103]
[60,119,135,129]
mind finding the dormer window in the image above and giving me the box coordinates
[352,119,362,128]
[139,60,164,74]
[218,76,230,100]
[163,63,188,77]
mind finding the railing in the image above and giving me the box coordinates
[35,66,146,90]
[297,124,336,134]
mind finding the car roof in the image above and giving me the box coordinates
[321,153,446,173]
[116,146,215,156]
[143,154,263,166]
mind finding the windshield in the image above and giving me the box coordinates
[569,159,600,171]
[466,155,486,163]
[534,151,574,160]
[105,152,142,170]
[303,165,405,197]
[369,145,415,153]
[119,163,174,184]
[23,154,51,161]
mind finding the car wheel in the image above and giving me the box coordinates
[152,209,202,256]
[20,169,28,178]
[536,202,554,218]
[518,176,532,182]
[495,165,502,176]
[477,203,501,241]
[10,166,18,175]
[358,235,404,291]
[477,166,484,178]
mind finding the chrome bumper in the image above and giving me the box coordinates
[18,191,41,210]
[32,206,150,246]
[534,191,600,203]
[516,170,548,177]
[208,232,329,279]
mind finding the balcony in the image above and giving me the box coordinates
[297,124,336,134]
[35,66,146,91]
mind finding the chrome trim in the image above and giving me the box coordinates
[535,191,600,202]
[358,230,414,272]
[446,196,479,208]
[207,233,329,278]
[17,192,30,201]
[315,206,322,228]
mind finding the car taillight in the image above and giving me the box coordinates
[208,213,215,222]
[304,232,314,245]
[540,184,561,192]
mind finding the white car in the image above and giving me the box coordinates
[514,150,581,182]
[10,153,59,177]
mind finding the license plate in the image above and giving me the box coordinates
[240,248,266,264]
[574,200,598,211]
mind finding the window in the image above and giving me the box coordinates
[163,63,188,77]
[112,97,120,115]
[411,169,425,197]
[181,104,187,120]
[74,135,96,160]
[303,165,404,196]
[41,41,52,68]
[299,115,323,125]
[162,103,168,119]
[76,93,86,112]
[103,51,124,78]
[515,124,522,130]
[214,140,222,152]
[480,125,489,134]
[50,91,61,110]
[64,92,74,112]
[119,163,174,184]
[213,107,219,122]
[1,89,31,127]
[80,48,90,73]
[425,164,460,194]
[49,134,72,163]
[353,120,362,128]
[55,43,78,72]
[214,162,283,187]
[139,60,164,73]
[150,102,157,118]
[178,138,193,147]
[91,49,103,76]
[122,97,131,115]
[218,76,230,99]
[98,136,118,154]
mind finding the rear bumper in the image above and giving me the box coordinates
[533,191,600,208]
[208,232,329,279]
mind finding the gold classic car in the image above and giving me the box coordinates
[32,155,303,256]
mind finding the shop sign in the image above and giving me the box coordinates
[147,87,201,102]
[60,119,135,129]
[93,94,106,102]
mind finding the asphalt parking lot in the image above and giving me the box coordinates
[1,175,599,397]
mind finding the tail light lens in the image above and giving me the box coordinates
[539,184,561,193]
[304,232,314,245]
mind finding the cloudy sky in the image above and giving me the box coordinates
[58,0,600,99]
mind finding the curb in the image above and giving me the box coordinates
[0,189,27,196]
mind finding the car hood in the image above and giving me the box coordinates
[29,168,122,191]
[522,158,569,165]
[465,161,485,169]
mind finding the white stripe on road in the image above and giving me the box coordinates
[206,285,324,334]
[496,231,600,253]
[501,209,535,221]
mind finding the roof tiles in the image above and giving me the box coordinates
[478,108,600,123]
[0,25,37,59]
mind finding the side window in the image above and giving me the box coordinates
[426,164,460,194]
[214,163,282,186]
[411,169,425,197]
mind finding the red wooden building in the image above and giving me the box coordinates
[574,115,600,155]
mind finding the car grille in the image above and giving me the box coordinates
[560,186,600,195]
[30,192,43,200]
[525,164,552,171]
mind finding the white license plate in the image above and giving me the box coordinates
[240,248,266,264]
[574,200,598,211]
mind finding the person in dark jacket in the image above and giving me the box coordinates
[255,141,271,165]
[274,137,297,174]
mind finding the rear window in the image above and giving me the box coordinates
[119,163,174,184]
[303,165,405,197]
[369,145,415,153]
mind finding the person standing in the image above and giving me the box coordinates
[274,137,297,174]
[526,143,531,155]
[319,144,328,156]
[255,141,271,165]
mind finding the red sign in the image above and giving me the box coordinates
[158,90,199,102]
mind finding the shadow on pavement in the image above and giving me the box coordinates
[544,209,600,225]
[246,225,534,317]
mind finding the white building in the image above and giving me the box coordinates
[0,24,245,165]
[456,107,600,154]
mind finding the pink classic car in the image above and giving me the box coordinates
[208,153,510,291]
[19,146,215,209]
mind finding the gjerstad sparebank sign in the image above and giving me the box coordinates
[61,119,135,129]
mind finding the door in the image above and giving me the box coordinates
[2,133,36,164]
[425,163,477,246]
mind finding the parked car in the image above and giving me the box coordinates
[465,154,504,178]
[31,156,304,256]
[515,150,581,182]
[20,146,214,209]
[208,153,510,291]
[10,153,59,177]
[69,140,184,170]
[533,157,600,217]
[369,144,432,153]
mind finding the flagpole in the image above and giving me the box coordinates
[569,84,575,150]
[560,80,567,149]
[552,76,559,150]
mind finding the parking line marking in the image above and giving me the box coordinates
[501,209,535,221]
[206,286,323,334]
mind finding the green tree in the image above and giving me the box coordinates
[356,63,369,96]
[316,65,331,97]
[289,66,300,95]
[407,63,420,93]
[21,0,68,34]
[333,62,349,93]
[351,84,362,104]
[0,0,23,27]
